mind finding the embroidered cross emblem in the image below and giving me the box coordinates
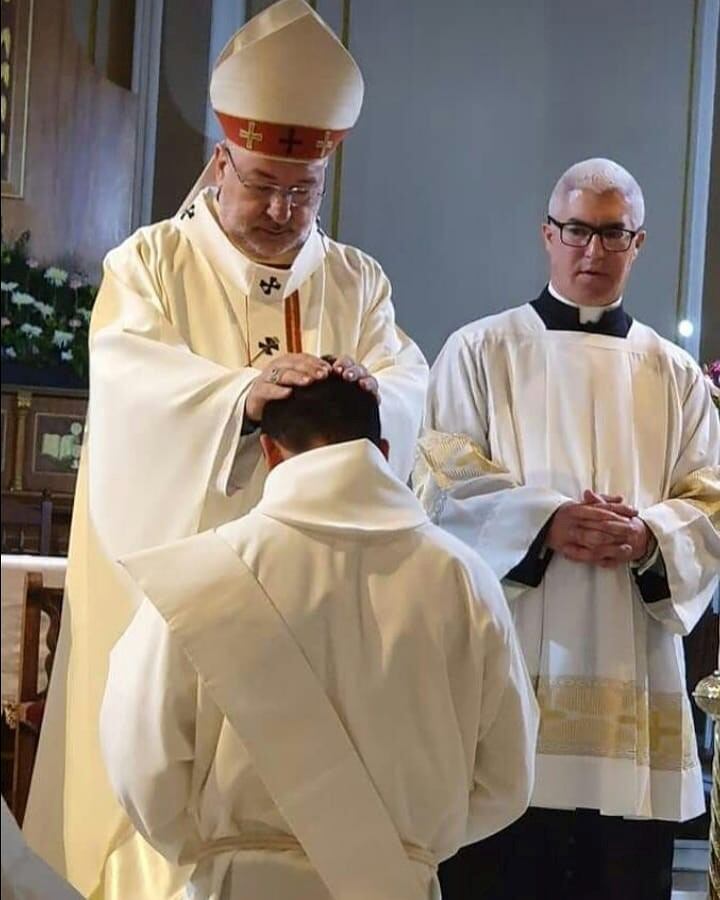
[259,336,280,356]
[239,121,262,150]
[180,203,195,220]
[249,337,280,365]
[315,131,334,155]
[278,127,303,155]
[259,276,282,295]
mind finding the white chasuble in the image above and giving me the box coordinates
[23,188,428,899]
[99,440,538,900]
[415,303,720,822]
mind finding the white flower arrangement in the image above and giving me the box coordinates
[2,233,97,381]
[44,266,69,287]
[11,291,36,306]
[20,323,43,338]
[33,300,54,319]
[52,330,75,348]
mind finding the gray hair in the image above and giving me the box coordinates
[548,158,645,229]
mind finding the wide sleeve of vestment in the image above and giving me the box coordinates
[454,553,539,841]
[99,596,212,865]
[353,253,428,481]
[88,231,261,553]
[638,366,720,634]
[414,327,570,582]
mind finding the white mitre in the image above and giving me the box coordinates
[181,0,364,207]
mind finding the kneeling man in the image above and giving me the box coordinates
[100,370,538,899]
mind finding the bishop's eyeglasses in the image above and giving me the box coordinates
[224,145,325,208]
[546,215,639,252]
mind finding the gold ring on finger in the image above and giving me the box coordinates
[268,367,281,385]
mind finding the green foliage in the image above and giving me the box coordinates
[1,232,98,382]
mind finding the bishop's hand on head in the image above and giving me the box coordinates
[245,352,381,425]
[244,353,332,423]
[331,355,380,402]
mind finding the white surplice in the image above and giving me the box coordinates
[415,302,720,822]
[23,188,428,898]
[99,440,538,900]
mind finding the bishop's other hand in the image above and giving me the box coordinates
[245,353,332,422]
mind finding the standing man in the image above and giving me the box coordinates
[24,2,427,898]
[99,372,538,900]
[415,158,719,900]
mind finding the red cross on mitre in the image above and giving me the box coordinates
[216,113,349,160]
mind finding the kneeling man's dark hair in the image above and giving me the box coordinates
[261,369,382,453]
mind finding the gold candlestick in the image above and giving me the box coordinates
[694,670,720,899]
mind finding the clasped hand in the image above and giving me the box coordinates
[546,490,651,569]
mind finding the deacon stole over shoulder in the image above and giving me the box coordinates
[121,531,428,900]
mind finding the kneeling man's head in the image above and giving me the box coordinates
[260,366,388,470]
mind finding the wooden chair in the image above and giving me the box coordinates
[7,572,64,825]
[1,492,54,556]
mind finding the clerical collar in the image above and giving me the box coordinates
[531,285,632,338]
[547,282,622,323]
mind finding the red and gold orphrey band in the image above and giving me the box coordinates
[216,113,349,160]
[284,292,302,353]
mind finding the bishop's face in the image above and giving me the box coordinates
[541,189,646,306]
[214,142,327,263]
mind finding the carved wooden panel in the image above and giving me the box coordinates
[1,0,33,197]
[1,384,85,555]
